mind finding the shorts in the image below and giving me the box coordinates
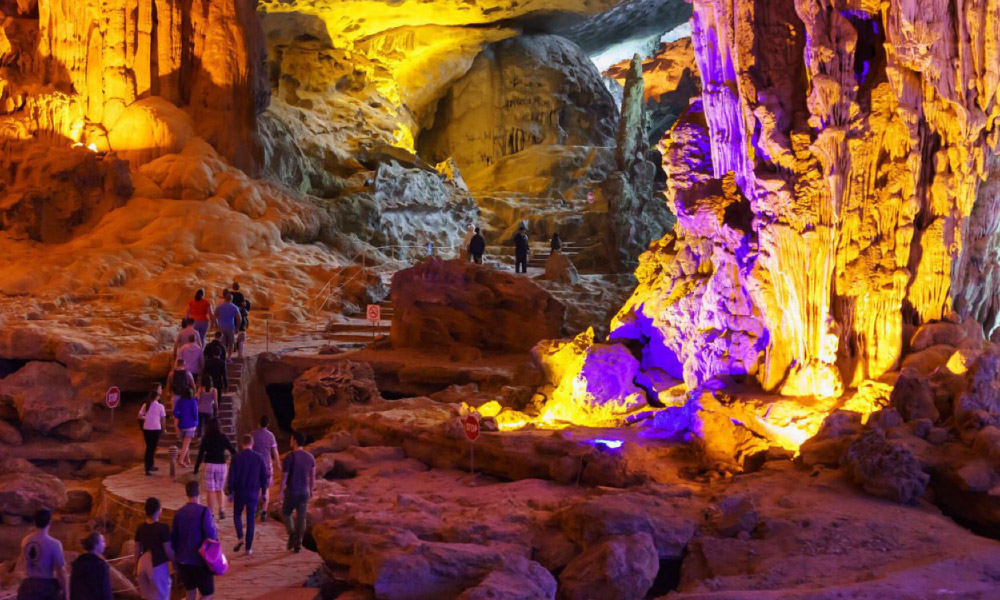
[180,428,196,439]
[177,563,214,595]
[262,465,273,488]
[204,462,227,492]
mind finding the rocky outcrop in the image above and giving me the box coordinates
[0,362,91,441]
[542,252,579,285]
[558,533,659,600]
[390,258,565,354]
[842,429,929,504]
[418,34,617,176]
[0,458,67,518]
[292,362,381,435]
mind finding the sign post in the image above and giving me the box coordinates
[105,386,120,428]
[366,304,381,340]
[464,414,480,474]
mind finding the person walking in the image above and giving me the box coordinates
[138,386,167,476]
[135,497,174,600]
[194,418,236,521]
[461,224,475,261]
[70,531,112,600]
[186,289,214,344]
[215,291,242,354]
[179,338,205,382]
[171,481,218,600]
[226,434,268,556]
[175,318,202,353]
[203,332,228,395]
[172,363,199,468]
[550,232,562,253]
[469,227,486,265]
[16,509,67,600]
[251,416,281,521]
[195,376,218,440]
[514,225,529,274]
[281,431,316,553]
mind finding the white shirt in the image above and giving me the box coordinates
[139,400,166,430]
[178,342,204,374]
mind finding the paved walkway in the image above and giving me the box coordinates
[102,467,322,600]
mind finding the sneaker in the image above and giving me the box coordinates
[245,548,254,557]
[294,546,301,553]
[260,510,267,522]
[150,466,160,472]
[145,471,152,477]
[286,537,294,551]
[219,511,226,520]
[234,540,243,553]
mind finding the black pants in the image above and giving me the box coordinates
[472,254,482,264]
[515,253,528,273]
[142,429,160,473]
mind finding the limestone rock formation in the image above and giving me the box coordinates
[390,258,566,354]
[543,252,579,285]
[842,429,929,504]
[292,362,381,435]
[558,533,659,600]
[0,361,91,440]
[418,34,617,176]
[0,458,67,518]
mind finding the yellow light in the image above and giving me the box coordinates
[477,400,502,418]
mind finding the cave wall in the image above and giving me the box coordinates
[613,0,1000,396]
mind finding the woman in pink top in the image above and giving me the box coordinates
[185,289,213,344]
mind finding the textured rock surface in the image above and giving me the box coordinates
[0,362,91,440]
[390,258,566,353]
[558,533,659,600]
[842,429,929,504]
[292,362,381,435]
[0,458,67,517]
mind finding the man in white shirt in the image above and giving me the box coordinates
[139,385,167,476]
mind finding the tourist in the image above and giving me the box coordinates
[194,417,236,521]
[171,480,218,600]
[550,232,562,253]
[461,224,475,261]
[251,415,281,521]
[226,434,268,556]
[514,225,529,274]
[195,375,218,440]
[233,282,250,359]
[175,318,202,353]
[216,290,242,354]
[172,365,200,468]
[16,508,67,600]
[281,431,316,553]
[469,227,486,265]
[178,337,205,381]
[135,497,174,600]
[138,386,167,476]
[69,531,112,600]
[185,289,214,344]
[203,331,228,395]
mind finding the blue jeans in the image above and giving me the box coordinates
[193,320,209,344]
[234,494,259,550]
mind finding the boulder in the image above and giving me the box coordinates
[841,430,929,504]
[390,258,566,353]
[292,362,381,435]
[798,411,863,468]
[558,533,659,600]
[0,362,92,440]
[709,494,758,538]
[107,97,195,166]
[910,320,985,352]
[0,458,67,517]
[891,368,940,422]
[542,252,579,284]
[0,419,22,445]
[458,565,557,600]
[555,492,695,559]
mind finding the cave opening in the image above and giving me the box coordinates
[0,358,28,379]
[265,382,295,432]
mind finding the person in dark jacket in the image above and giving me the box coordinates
[226,434,269,556]
[550,232,562,253]
[468,227,486,264]
[202,331,228,395]
[194,418,236,521]
[514,225,529,273]
[70,532,112,600]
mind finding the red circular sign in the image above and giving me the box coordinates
[366,304,381,322]
[105,386,121,409]
[464,415,480,442]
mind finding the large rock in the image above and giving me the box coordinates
[558,533,659,600]
[390,258,565,353]
[0,458,67,517]
[0,362,92,440]
[418,34,617,176]
[458,566,556,600]
[542,252,579,284]
[107,97,195,166]
[292,362,381,435]
[842,430,929,504]
[0,419,22,445]
[891,368,939,422]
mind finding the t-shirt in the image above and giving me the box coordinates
[21,530,65,579]
[282,449,316,496]
[251,428,277,471]
[216,302,240,330]
[197,390,216,415]
[178,343,204,375]
[177,326,200,347]
[140,401,166,431]
[135,522,171,568]
[188,298,211,322]
[170,503,217,566]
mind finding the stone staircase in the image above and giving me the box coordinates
[158,358,242,458]
[325,301,394,345]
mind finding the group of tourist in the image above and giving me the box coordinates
[17,429,317,600]
[461,223,563,271]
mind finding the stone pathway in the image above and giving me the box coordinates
[101,467,322,600]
